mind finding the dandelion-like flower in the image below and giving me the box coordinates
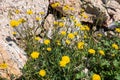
[59,60,67,67]
[68,33,75,39]
[31,51,40,59]
[39,69,46,77]
[65,39,71,45]
[60,31,66,36]
[62,56,70,64]
[10,20,20,28]
[44,39,50,45]
[115,28,120,33]
[35,37,41,41]
[0,63,7,69]
[59,22,64,27]
[51,2,60,8]
[112,43,119,50]
[77,42,84,49]
[99,50,105,56]
[47,47,52,51]
[26,9,33,15]
[92,74,101,80]
[88,49,95,54]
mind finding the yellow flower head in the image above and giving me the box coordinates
[115,28,120,33]
[63,5,69,11]
[59,22,64,27]
[84,25,90,31]
[31,51,40,59]
[92,74,101,80]
[26,9,33,15]
[77,42,84,49]
[35,37,41,41]
[97,34,102,37]
[68,33,75,39]
[75,23,82,27]
[39,12,45,15]
[51,2,60,8]
[15,9,20,14]
[65,39,71,45]
[62,56,70,64]
[47,47,52,51]
[88,49,95,54]
[36,17,41,21]
[54,21,58,25]
[12,31,17,35]
[112,43,119,50]
[44,39,50,45]
[39,69,46,77]
[60,31,66,36]
[0,63,7,69]
[99,50,105,56]
[10,20,20,28]
[80,27,86,31]
[59,60,66,67]
[18,18,26,23]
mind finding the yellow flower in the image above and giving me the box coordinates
[35,37,41,41]
[0,63,7,69]
[54,21,58,25]
[84,35,87,39]
[111,54,115,57]
[62,56,70,64]
[92,74,101,80]
[51,2,60,8]
[26,9,33,15]
[12,31,17,35]
[77,42,84,49]
[10,20,20,28]
[18,18,26,23]
[115,28,120,33]
[99,50,105,56]
[47,47,52,51]
[15,9,20,14]
[69,7,74,11]
[97,34,102,37]
[39,69,46,77]
[60,31,66,36]
[75,23,82,27]
[31,51,40,59]
[70,16,75,19]
[80,27,86,31]
[39,12,45,15]
[112,43,119,50]
[74,32,78,36]
[56,40,61,46]
[81,13,88,18]
[88,49,95,54]
[63,5,69,11]
[65,39,71,45]
[36,17,41,21]
[44,39,50,45]
[84,25,90,31]
[59,60,67,67]
[59,22,64,27]
[68,33,75,39]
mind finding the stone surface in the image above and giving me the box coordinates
[44,14,55,39]
[50,0,81,15]
[0,0,49,79]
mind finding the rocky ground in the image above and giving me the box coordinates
[0,0,120,79]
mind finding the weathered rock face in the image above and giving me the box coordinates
[0,15,27,79]
[0,0,49,79]
[49,0,120,28]
[50,0,82,15]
